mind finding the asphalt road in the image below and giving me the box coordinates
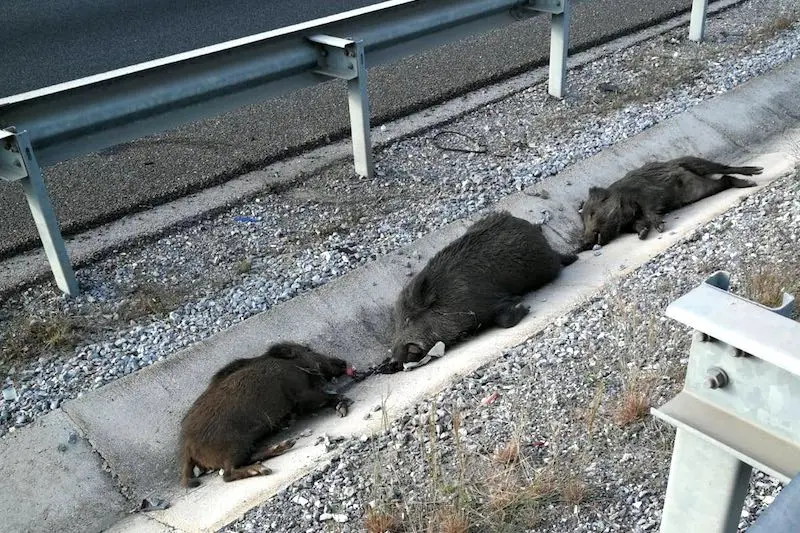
[0,0,707,258]
[0,0,378,97]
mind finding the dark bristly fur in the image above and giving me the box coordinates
[389,211,577,371]
[580,156,761,249]
[179,343,350,488]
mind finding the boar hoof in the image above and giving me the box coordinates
[655,221,665,233]
[637,228,649,240]
[495,303,530,328]
[335,401,349,418]
[249,464,272,476]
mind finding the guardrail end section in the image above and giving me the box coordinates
[0,128,79,296]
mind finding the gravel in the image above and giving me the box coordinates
[219,170,798,533]
[0,4,797,525]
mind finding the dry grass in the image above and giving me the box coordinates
[430,507,470,533]
[486,464,587,513]
[741,262,800,320]
[1,315,82,368]
[235,259,252,275]
[584,381,606,436]
[748,11,798,42]
[363,408,597,531]
[613,379,653,427]
[559,476,588,505]
[492,438,520,465]
[364,508,403,533]
[117,282,185,322]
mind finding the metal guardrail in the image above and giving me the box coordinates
[653,271,800,533]
[0,0,713,295]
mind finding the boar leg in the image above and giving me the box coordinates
[721,175,758,188]
[635,210,664,239]
[295,388,351,417]
[634,218,652,240]
[250,438,296,462]
[560,252,579,266]
[677,157,762,178]
[493,302,530,328]
[180,454,201,488]
[648,212,665,233]
[221,460,272,482]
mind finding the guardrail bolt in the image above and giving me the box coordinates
[704,367,729,390]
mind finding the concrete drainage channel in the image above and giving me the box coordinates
[1,56,797,533]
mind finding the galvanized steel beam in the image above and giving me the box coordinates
[0,129,78,295]
[0,0,569,169]
[653,271,800,533]
[690,0,710,41]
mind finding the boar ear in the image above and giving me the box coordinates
[411,273,437,307]
[588,186,610,200]
[267,343,300,360]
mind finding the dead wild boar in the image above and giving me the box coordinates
[580,156,761,249]
[179,342,351,488]
[389,211,577,370]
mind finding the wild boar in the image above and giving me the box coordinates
[580,156,761,249]
[389,211,577,371]
[179,342,351,487]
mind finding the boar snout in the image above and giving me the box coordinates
[391,342,425,365]
[321,357,348,379]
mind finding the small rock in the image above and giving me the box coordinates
[481,391,500,405]
[139,497,170,512]
[427,342,446,357]
[2,387,17,402]
[598,81,621,92]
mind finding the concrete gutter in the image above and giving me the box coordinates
[1,52,799,533]
[0,0,748,298]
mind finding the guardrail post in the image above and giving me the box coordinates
[660,430,752,533]
[347,40,374,178]
[0,128,79,296]
[548,0,570,98]
[309,35,374,178]
[652,271,800,533]
[689,0,709,41]
[526,0,571,98]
